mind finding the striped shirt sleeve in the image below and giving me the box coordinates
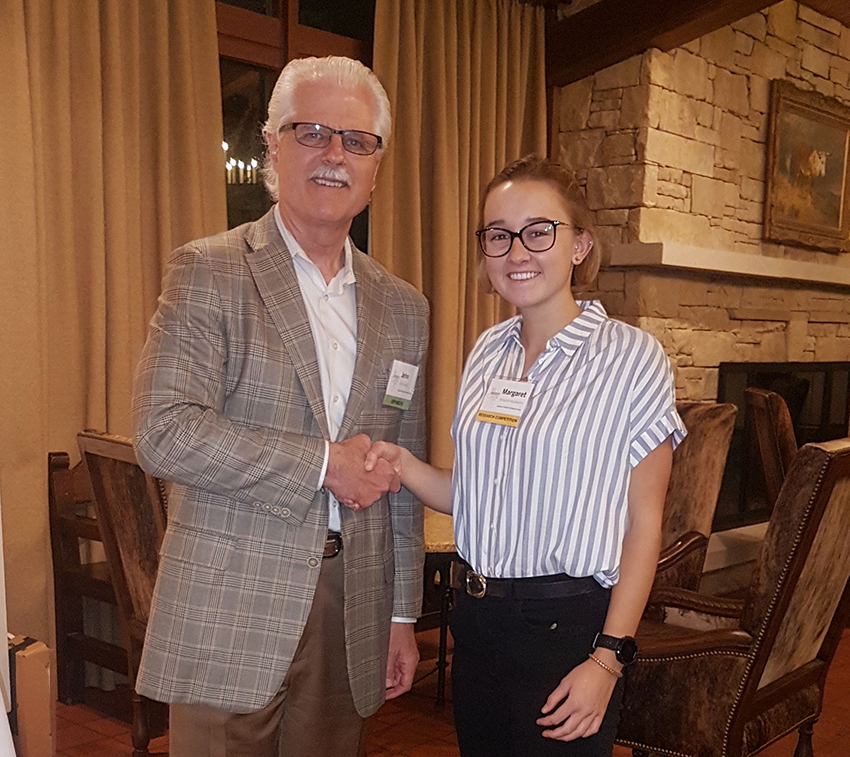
[628,333,686,467]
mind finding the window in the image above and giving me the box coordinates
[216,0,375,248]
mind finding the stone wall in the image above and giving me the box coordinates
[559,0,850,400]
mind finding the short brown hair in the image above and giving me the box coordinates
[476,155,601,289]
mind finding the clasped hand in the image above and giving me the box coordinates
[324,434,401,509]
[332,439,404,512]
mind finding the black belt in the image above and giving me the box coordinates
[324,532,342,558]
[462,564,600,600]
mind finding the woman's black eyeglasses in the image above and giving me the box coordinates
[475,220,577,258]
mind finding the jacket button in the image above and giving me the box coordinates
[281,507,291,517]
[272,507,280,515]
[263,503,272,511]
[307,557,319,568]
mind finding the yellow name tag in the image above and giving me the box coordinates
[475,378,534,427]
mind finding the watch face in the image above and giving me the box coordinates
[617,636,638,665]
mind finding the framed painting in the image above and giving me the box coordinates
[764,79,850,253]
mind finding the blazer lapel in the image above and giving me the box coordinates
[339,253,389,439]
[244,210,330,439]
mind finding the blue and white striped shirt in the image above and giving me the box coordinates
[451,300,686,587]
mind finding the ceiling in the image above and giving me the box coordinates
[546,0,850,87]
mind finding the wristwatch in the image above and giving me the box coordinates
[593,633,638,666]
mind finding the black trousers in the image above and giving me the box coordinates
[450,581,623,757]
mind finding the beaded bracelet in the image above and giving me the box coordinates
[588,653,624,679]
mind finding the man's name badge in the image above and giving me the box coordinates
[383,360,420,410]
[475,378,534,427]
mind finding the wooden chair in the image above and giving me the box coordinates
[616,438,850,757]
[652,401,737,592]
[745,387,798,509]
[48,452,128,704]
[77,431,168,757]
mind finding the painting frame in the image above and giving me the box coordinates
[764,79,850,254]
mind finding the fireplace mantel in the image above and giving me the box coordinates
[608,243,850,289]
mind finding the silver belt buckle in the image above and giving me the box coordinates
[465,570,487,599]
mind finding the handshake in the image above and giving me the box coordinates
[323,434,406,511]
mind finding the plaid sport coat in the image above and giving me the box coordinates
[132,208,428,715]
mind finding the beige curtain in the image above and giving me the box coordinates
[0,0,226,642]
[371,0,547,467]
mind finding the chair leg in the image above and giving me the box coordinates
[131,690,152,757]
[793,720,815,757]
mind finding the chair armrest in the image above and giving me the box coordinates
[652,532,709,593]
[647,587,745,618]
[657,531,707,571]
[637,625,754,658]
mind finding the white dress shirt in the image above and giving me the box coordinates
[274,207,357,533]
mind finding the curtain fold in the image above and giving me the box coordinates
[0,0,226,641]
[371,0,547,467]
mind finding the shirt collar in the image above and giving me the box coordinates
[504,300,608,357]
[273,205,356,292]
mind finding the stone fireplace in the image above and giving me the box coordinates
[556,0,850,530]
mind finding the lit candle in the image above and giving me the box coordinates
[226,161,234,184]
[238,160,245,184]
[251,158,259,184]
[221,140,229,152]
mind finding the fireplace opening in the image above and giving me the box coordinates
[714,361,850,532]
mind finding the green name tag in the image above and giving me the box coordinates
[384,395,411,410]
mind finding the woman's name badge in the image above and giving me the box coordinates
[475,378,535,427]
[383,360,420,410]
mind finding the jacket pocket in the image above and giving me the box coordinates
[160,522,237,571]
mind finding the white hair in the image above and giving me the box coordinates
[261,56,392,201]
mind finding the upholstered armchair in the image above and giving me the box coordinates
[653,402,737,592]
[745,387,798,509]
[616,438,850,757]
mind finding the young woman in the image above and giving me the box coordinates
[364,156,685,756]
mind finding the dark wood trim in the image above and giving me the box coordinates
[283,0,370,65]
[216,2,282,69]
[545,0,775,87]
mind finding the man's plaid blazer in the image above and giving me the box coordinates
[132,208,428,715]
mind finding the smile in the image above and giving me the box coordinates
[507,271,540,281]
[312,177,349,188]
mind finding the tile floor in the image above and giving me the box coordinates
[56,628,850,757]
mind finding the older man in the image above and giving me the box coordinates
[132,56,428,757]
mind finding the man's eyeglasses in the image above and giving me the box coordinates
[475,220,576,258]
[279,122,383,156]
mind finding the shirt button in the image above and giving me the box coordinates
[333,395,340,404]
[323,294,329,301]
[307,557,319,568]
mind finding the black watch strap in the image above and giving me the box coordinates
[593,632,638,665]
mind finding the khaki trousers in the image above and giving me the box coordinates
[169,549,368,757]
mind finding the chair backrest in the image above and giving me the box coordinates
[745,387,798,508]
[77,431,167,648]
[662,401,737,545]
[739,438,850,691]
[48,452,99,580]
